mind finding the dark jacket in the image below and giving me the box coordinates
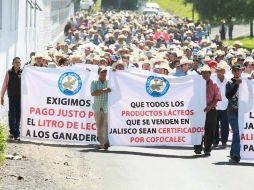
[226,78,239,115]
[7,67,22,98]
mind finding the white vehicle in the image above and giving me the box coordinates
[80,0,94,10]
[142,8,159,15]
[145,2,160,11]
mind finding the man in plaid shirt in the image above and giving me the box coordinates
[91,67,111,150]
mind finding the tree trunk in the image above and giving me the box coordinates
[250,19,253,38]
[192,5,195,21]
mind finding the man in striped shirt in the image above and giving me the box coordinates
[91,67,111,150]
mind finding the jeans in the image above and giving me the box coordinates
[214,110,229,144]
[227,112,240,157]
[8,97,21,138]
[194,109,217,153]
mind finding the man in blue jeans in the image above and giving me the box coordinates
[1,57,22,141]
[225,64,242,163]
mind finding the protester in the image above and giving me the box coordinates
[213,61,229,148]
[225,64,243,163]
[159,62,172,75]
[242,58,254,77]
[91,67,111,150]
[24,52,36,66]
[173,57,191,76]
[139,60,151,71]
[219,20,226,41]
[194,65,222,156]
[58,57,69,67]
[34,53,46,67]
[1,57,22,141]
[228,20,234,40]
[112,61,127,71]
[7,10,254,162]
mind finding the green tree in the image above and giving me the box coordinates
[243,0,254,37]
[186,0,254,37]
[189,0,242,22]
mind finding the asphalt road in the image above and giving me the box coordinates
[210,24,250,40]
[83,145,254,190]
[2,141,254,190]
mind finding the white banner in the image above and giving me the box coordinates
[21,66,99,145]
[239,78,254,159]
[108,71,206,146]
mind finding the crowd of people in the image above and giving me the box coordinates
[2,10,254,163]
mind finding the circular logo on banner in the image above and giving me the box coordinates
[58,72,82,96]
[146,76,170,97]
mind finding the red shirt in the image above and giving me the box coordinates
[206,79,222,108]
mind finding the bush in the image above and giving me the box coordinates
[0,123,7,163]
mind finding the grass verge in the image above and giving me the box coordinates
[225,36,254,50]
[94,0,102,12]
[0,123,7,164]
[152,0,199,20]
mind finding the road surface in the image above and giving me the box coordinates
[210,24,249,40]
[1,141,254,190]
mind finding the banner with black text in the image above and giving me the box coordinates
[21,66,98,145]
[108,72,206,146]
[239,78,254,159]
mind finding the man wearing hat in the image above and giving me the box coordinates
[99,58,108,67]
[159,62,172,75]
[91,67,111,150]
[115,34,126,49]
[225,64,243,162]
[213,61,230,148]
[194,65,222,156]
[105,33,115,46]
[112,60,127,71]
[242,58,254,77]
[173,57,191,77]
[34,53,47,67]
[70,54,82,65]
[91,33,103,45]
[204,56,211,65]
[140,60,151,71]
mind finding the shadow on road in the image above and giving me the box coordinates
[8,140,96,149]
[213,162,254,167]
[138,146,194,150]
[79,148,209,159]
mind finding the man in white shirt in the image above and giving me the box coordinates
[213,61,230,148]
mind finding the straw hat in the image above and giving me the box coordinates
[159,62,172,73]
[216,60,227,70]
[118,34,126,39]
[34,53,44,59]
[112,60,127,69]
[179,57,192,66]
[199,65,212,72]
[43,55,52,62]
[204,56,211,62]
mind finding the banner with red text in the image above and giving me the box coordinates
[21,66,98,145]
[108,72,206,146]
[239,78,254,159]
